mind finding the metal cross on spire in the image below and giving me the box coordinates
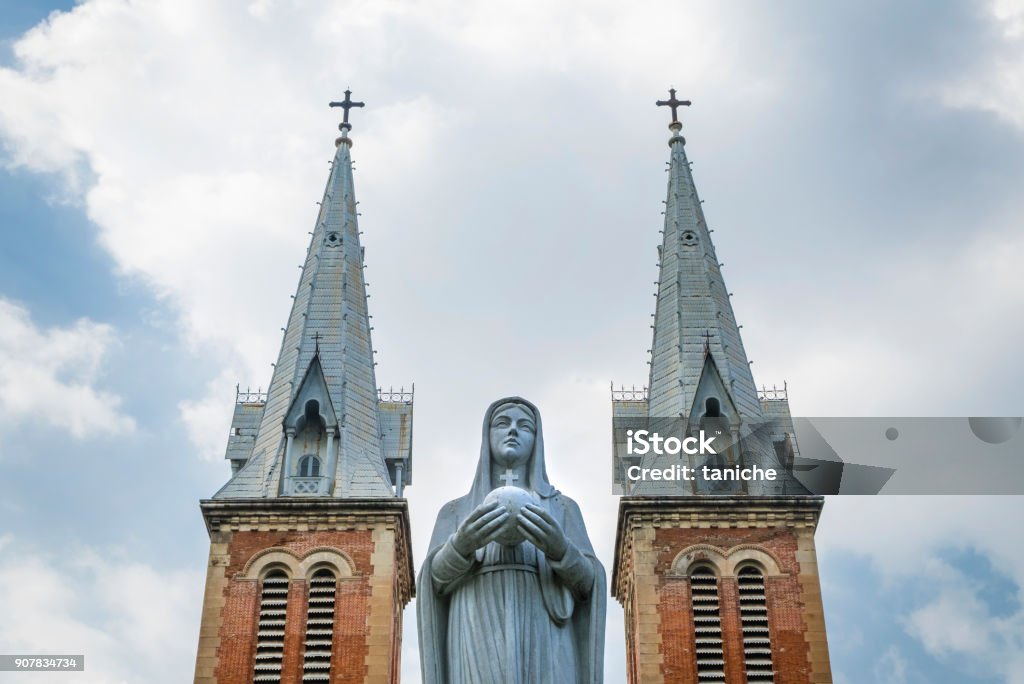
[329,89,365,132]
[656,88,691,125]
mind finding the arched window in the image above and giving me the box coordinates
[302,568,338,682]
[704,397,722,418]
[689,565,725,683]
[303,400,322,431]
[299,454,321,478]
[253,570,289,683]
[738,565,775,683]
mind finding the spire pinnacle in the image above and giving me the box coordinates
[329,89,365,145]
[643,101,762,421]
[656,88,691,141]
[213,109,411,501]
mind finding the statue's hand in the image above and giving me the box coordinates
[518,503,568,562]
[451,500,508,557]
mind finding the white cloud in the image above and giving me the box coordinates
[874,646,910,684]
[0,0,774,461]
[0,1,479,455]
[3,1,1011,450]
[0,298,134,442]
[934,1,1024,129]
[820,497,1024,682]
[0,535,203,683]
[749,224,1024,416]
[993,0,1024,37]
[903,581,1024,682]
[178,370,235,461]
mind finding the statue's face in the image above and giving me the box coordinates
[489,405,536,469]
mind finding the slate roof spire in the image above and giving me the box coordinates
[647,95,762,420]
[215,94,400,499]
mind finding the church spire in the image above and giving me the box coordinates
[215,93,407,499]
[647,94,761,421]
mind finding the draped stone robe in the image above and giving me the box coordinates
[418,397,606,684]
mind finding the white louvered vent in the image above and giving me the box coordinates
[739,566,775,683]
[690,566,726,683]
[302,569,337,682]
[253,570,289,683]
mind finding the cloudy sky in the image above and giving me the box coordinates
[1,1,1023,682]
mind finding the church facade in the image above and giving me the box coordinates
[192,92,832,683]
[193,96,414,684]
[611,96,833,683]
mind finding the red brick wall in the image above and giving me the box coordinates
[214,577,260,684]
[332,567,373,683]
[719,577,745,684]
[651,527,813,684]
[212,530,377,684]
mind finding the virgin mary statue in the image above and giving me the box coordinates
[418,397,606,683]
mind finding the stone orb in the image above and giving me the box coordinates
[484,486,537,547]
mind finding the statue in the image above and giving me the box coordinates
[418,397,606,683]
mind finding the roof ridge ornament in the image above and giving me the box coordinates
[329,89,365,146]
[656,88,691,143]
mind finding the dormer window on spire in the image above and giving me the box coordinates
[281,357,339,497]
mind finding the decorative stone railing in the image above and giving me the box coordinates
[286,476,329,496]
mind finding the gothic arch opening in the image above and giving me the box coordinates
[296,400,325,434]
[293,400,327,482]
[704,397,722,418]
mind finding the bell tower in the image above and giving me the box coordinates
[194,93,414,684]
[612,93,833,684]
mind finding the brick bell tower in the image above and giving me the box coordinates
[611,92,833,684]
[194,93,415,684]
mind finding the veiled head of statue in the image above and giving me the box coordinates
[488,401,537,469]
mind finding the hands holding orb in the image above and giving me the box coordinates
[452,487,568,560]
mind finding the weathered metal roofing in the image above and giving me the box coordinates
[214,134,393,499]
[611,117,810,496]
[647,126,762,421]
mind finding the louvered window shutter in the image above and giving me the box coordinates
[739,566,775,683]
[690,566,725,682]
[302,569,337,682]
[253,570,289,683]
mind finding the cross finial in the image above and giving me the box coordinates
[656,88,691,126]
[312,331,322,354]
[702,329,713,355]
[329,89,365,134]
[499,469,520,487]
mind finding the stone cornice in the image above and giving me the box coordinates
[199,497,415,601]
[612,495,824,598]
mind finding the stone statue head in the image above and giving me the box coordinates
[463,397,554,503]
[488,400,537,470]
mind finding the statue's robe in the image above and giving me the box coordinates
[418,397,606,684]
